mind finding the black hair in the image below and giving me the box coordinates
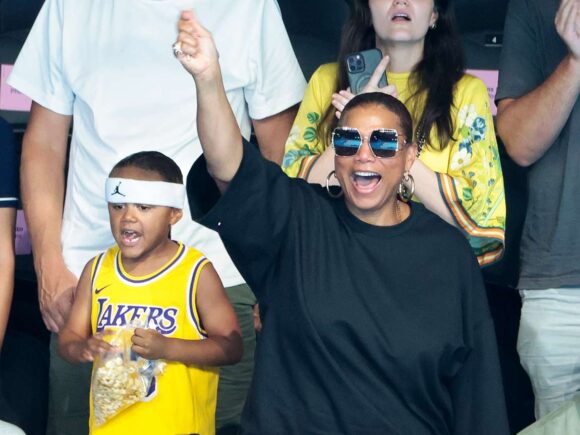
[319,0,464,150]
[339,92,413,143]
[109,151,183,184]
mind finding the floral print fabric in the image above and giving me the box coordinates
[282,63,506,266]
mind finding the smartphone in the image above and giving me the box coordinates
[345,48,388,94]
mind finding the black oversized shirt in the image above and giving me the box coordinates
[188,141,508,435]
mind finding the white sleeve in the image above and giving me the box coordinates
[244,0,306,120]
[7,0,74,115]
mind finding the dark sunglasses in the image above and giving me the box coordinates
[331,127,406,158]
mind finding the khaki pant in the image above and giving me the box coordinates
[216,284,257,430]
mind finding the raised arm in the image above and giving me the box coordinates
[174,11,243,192]
[496,0,580,167]
[21,103,77,332]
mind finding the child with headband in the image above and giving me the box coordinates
[58,151,242,434]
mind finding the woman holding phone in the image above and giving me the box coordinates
[175,12,509,433]
[282,0,505,267]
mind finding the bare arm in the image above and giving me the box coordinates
[305,146,335,185]
[59,262,112,363]
[132,263,242,366]
[0,208,16,350]
[408,160,456,225]
[253,105,299,165]
[175,11,243,191]
[497,0,580,167]
[22,102,77,332]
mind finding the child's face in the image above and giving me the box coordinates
[108,166,183,264]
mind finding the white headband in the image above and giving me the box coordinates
[105,178,185,209]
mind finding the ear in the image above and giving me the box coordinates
[170,208,183,225]
[430,8,439,28]
[404,143,418,172]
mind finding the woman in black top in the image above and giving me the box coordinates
[175,11,508,435]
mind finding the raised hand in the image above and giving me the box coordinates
[131,328,167,360]
[555,0,580,61]
[331,55,398,119]
[173,10,220,81]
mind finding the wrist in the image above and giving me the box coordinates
[564,54,580,78]
[159,336,176,361]
[193,66,224,89]
[34,247,65,269]
[62,340,84,363]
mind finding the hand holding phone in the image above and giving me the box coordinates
[333,50,396,119]
[346,48,388,94]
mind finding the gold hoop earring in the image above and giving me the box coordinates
[326,171,343,199]
[398,171,415,202]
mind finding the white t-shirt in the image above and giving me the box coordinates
[9,0,306,286]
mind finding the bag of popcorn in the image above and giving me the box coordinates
[91,323,164,426]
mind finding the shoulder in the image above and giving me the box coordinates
[94,247,116,265]
[452,74,493,116]
[311,63,339,83]
[304,63,339,102]
[181,244,209,264]
[412,203,474,256]
[227,0,281,24]
[455,73,488,98]
[49,0,92,13]
[82,250,109,278]
[506,0,543,20]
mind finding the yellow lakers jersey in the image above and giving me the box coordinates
[89,242,218,435]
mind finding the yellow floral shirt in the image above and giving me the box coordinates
[282,63,506,266]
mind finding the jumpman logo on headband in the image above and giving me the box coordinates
[111,182,126,197]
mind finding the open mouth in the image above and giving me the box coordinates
[120,229,141,246]
[352,171,382,191]
[391,13,411,22]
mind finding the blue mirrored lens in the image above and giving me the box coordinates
[370,130,398,157]
[333,129,361,156]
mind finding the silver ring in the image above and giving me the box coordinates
[172,42,183,56]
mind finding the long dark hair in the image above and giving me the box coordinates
[319,0,464,150]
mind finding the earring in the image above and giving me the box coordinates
[326,170,343,199]
[398,171,415,202]
[430,22,437,30]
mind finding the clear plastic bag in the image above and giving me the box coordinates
[92,321,165,427]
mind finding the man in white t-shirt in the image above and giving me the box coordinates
[9,1,305,433]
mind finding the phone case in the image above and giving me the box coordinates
[345,48,388,94]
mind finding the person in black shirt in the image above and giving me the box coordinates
[175,13,508,435]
